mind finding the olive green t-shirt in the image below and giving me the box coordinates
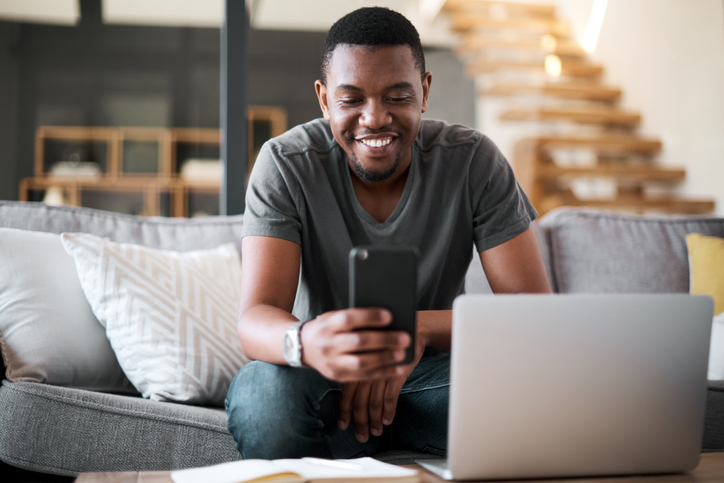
[242,118,536,322]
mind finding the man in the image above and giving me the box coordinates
[225,7,551,460]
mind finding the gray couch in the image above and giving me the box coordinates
[0,200,723,477]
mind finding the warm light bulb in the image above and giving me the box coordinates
[545,54,562,77]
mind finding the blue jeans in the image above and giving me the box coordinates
[225,351,450,459]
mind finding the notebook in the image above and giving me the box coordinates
[417,294,714,480]
[171,456,419,483]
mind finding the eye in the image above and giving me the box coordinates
[340,98,362,105]
[387,96,411,103]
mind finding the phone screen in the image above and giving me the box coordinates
[349,245,418,364]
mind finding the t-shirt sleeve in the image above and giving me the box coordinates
[470,135,538,253]
[241,142,303,245]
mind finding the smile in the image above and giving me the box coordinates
[359,137,393,148]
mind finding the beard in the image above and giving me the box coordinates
[349,150,401,183]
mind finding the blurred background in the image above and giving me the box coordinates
[0,0,722,217]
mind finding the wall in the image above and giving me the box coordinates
[424,47,476,127]
[588,0,724,215]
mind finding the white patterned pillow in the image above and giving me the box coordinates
[61,233,249,406]
[708,312,724,380]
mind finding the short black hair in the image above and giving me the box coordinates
[320,7,426,85]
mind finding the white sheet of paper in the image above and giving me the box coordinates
[171,459,303,483]
[171,457,417,483]
[275,457,418,479]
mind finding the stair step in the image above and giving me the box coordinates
[516,136,662,153]
[449,13,570,36]
[467,60,603,77]
[485,82,621,101]
[443,0,557,18]
[457,35,585,57]
[540,192,715,215]
[501,107,641,126]
[539,165,686,182]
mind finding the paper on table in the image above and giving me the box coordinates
[276,457,418,480]
[171,459,304,483]
[171,457,419,483]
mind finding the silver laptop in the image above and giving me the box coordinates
[417,294,714,480]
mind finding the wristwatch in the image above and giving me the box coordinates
[283,320,309,367]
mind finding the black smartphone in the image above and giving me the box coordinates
[349,245,418,364]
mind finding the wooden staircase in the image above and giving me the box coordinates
[439,0,715,215]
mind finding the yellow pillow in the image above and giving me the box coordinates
[687,233,724,316]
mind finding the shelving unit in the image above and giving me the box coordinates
[117,127,172,177]
[19,106,287,217]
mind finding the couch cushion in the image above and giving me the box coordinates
[540,209,724,294]
[0,380,240,476]
[0,228,136,394]
[0,201,244,252]
[0,381,431,475]
[704,380,724,452]
[0,201,245,382]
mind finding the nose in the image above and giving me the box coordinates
[359,100,392,130]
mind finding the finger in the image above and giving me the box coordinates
[368,380,386,437]
[325,308,393,332]
[338,382,357,430]
[335,331,411,354]
[336,351,408,379]
[382,377,405,426]
[353,381,372,443]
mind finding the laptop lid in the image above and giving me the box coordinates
[446,294,713,480]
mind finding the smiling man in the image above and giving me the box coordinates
[225,7,551,460]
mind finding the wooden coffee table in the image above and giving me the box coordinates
[75,452,724,483]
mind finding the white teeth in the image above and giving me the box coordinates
[361,138,392,148]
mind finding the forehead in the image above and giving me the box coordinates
[326,44,419,87]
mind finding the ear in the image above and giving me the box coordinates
[315,80,331,121]
[420,71,432,114]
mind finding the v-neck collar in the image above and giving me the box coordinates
[343,144,417,229]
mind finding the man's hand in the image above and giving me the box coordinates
[300,308,411,382]
[337,327,426,443]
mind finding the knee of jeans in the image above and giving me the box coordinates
[225,361,325,458]
[226,360,311,408]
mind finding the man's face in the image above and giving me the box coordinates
[315,44,431,183]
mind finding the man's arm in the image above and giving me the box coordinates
[237,235,410,379]
[480,225,552,294]
[236,236,301,364]
[410,225,553,352]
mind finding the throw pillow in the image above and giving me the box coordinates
[0,228,136,392]
[61,233,250,406]
[686,233,724,316]
[708,312,724,380]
